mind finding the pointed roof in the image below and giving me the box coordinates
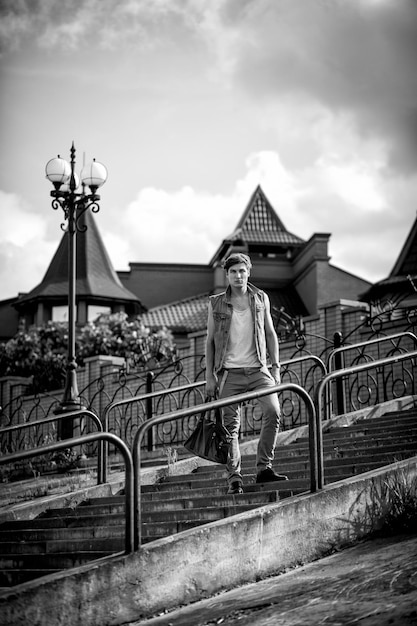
[15,209,144,311]
[361,213,417,303]
[210,185,304,265]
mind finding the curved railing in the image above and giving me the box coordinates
[132,383,317,549]
[0,409,104,483]
[314,349,417,490]
[102,381,204,482]
[0,431,134,553]
[328,331,417,372]
[326,331,417,418]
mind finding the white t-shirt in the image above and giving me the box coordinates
[223,306,260,369]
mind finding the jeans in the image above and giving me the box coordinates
[218,367,281,485]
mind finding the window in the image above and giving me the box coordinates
[52,305,68,322]
[88,305,111,322]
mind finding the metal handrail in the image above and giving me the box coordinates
[102,381,204,482]
[327,331,417,372]
[282,354,327,375]
[0,409,104,483]
[0,431,134,553]
[102,355,326,482]
[132,383,317,550]
[314,349,417,490]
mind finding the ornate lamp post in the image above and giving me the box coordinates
[45,142,107,416]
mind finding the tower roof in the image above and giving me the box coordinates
[15,208,144,312]
[361,213,417,303]
[210,185,304,265]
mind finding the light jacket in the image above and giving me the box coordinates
[209,282,267,374]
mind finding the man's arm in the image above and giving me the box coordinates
[263,293,281,383]
[205,302,218,396]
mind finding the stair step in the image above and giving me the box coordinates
[0,551,113,570]
[85,481,309,505]
[141,481,309,500]
[0,538,125,555]
[3,501,280,530]
[323,458,408,477]
[0,525,126,542]
[0,569,61,587]
[38,491,281,519]
[141,503,274,524]
[1,514,126,530]
[294,435,417,453]
[141,519,214,538]
[140,475,308,492]
[296,426,417,446]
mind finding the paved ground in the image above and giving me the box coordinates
[130,533,417,626]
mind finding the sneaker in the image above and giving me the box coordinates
[227,481,243,494]
[256,468,288,483]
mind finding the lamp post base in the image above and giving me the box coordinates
[54,401,87,440]
[54,368,86,438]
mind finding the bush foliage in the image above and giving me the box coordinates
[0,313,176,394]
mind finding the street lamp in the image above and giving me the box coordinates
[45,142,107,415]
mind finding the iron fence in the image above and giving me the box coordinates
[1,298,417,465]
[0,409,103,482]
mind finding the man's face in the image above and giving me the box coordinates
[226,262,250,287]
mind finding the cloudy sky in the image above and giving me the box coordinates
[1,0,416,302]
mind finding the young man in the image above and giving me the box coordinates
[205,252,288,494]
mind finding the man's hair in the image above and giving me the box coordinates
[222,253,252,272]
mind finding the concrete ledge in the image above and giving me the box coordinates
[1,455,416,626]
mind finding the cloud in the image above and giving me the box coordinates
[0,191,46,245]
[0,0,208,53]
[0,191,56,299]
[219,0,417,175]
[117,186,243,265]
[3,1,415,176]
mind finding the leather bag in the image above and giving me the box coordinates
[184,401,231,464]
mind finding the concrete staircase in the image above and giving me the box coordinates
[1,406,416,588]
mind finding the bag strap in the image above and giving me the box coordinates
[203,393,224,427]
[214,406,224,427]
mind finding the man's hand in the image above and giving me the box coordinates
[205,373,218,398]
[271,364,281,384]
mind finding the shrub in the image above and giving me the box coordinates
[0,313,176,394]
[378,468,417,535]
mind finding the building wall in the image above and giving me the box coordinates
[317,264,371,310]
[292,234,371,315]
[0,299,21,342]
[118,263,214,309]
